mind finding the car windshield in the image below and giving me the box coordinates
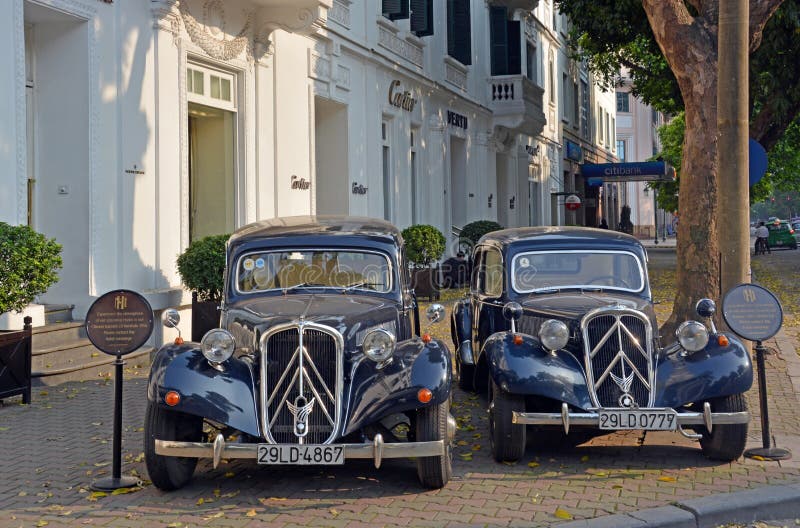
[511,250,645,293]
[236,249,392,294]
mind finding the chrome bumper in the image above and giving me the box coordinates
[155,433,445,470]
[512,402,750,435]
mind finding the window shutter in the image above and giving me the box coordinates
[489,7,508,76]
[382,0,404,19]
[506,20,521,75]
[390,0,410,21]
[411,0,433,37]
[448,0,472,65]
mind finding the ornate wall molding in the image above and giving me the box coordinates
[336,64,350,90]
[152,0,181,41]
[378,25,423,68]
[178,0,252,61]
[444,59,467,91]
[309,50,331,81]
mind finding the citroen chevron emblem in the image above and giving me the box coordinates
[610,370,634,394]
[287,396,315,437]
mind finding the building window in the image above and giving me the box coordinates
[605,112,610,147]
[187,65,235,110]
[652,107,659,124]
[410,0,434,36]
[411,128,419,224]
[611,117,616,150]
[562,73,568,121]
[580,80,589,138]
[572,80,579,126]
[616,91,630,113]
[447,0,472,65]
[617,140,626,161]
[526,42,537,83]
[382,0,409,21]
[548,54,555,103]
[489,6,520,76]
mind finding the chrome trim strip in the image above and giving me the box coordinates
[154,438,445,460]
[512,410,750,426]
[581,306,655,408]
[259,322,344,445]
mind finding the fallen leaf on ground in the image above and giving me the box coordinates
[36,521,48,527]
[554,507,573,520]
[527,461,540,468]
[657,476,677,482]
[224,472,235,478]
[86,491,107,502]
[203,512,224,520]
[245,509,257,517]
[580,455,590,462]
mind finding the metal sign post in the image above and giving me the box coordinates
[85,290,154,490]
[722,283,791,461]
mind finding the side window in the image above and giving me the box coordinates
[484,248,503,297]
[471,248,485,292]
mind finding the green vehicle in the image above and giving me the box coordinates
[767,220,798,250]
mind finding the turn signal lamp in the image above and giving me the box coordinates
[513,334,524,346]
[174,336,184,345]
[717,335,729,347]
[165,391,181,407]
[417,388,433,403]
[422,333,432,344]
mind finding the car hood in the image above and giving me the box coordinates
[229,294,402,345]
[519,292,655,322]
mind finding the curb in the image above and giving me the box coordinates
[556,482,800,527]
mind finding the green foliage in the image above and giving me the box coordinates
[459,220,503,246]
[401,225,446,267]
[647,113,684,212]
[0,223,62,314]
[176,234,229,302]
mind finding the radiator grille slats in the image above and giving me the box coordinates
[262,325,341,444]
[583,311,653,408]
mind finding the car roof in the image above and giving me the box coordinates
[478,226,645,250]
[229,215,403,245]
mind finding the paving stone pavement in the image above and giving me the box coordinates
[1,330,799,528]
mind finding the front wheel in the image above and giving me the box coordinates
[699,394,748,461]
[144,402,203,491]
[489,378,526,462]
[415,399,453,489]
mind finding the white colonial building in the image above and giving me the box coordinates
[0,0,614,337]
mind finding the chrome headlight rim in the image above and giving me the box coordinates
[676,320,709,352]
[363,328,396,363]
[201,328,236,365]
[538,319,569,351]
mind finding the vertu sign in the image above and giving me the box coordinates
[388,80,417,112]
[447,110,468,130]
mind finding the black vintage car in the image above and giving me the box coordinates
[451,227,753,463]
[145,216,453,489]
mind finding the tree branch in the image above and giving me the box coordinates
[751,97,800,151]
[750,0,785,50]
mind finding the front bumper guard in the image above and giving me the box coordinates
[155,433,445,470]
[513,402,750,436]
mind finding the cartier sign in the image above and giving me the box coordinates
[291,175,311,190]
[388,80,417,112]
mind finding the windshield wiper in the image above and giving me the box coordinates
[342,281,383,292]
[281,282,325,293]
[532,288,561,294]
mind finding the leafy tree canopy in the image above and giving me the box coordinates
[556,0,800,194]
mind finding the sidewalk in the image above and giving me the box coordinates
[0,333,799,527]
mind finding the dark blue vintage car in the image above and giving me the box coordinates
[145,216,453,489]
[451,227,752,463]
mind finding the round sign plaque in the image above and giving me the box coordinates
[85,290,154,356]
[722,283,783,342]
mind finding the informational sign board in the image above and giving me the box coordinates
[85,290,154,356]
[722,284,783,342]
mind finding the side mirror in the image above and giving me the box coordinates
[502,302,523,333]
[162,308,181,328]
[695,298,716,319]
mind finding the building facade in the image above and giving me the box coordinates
[0,0,613,336]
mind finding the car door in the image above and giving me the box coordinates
[471,246,504,355]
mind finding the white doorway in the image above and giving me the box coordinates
[186,63,238,241]
[449,136,467,231]
[314,97,349,215]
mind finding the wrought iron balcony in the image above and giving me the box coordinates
[488,75,546,138]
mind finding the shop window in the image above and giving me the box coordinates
[187,64,235,111]
[489,6,520,76]
[447,0,472,66]
[617,91,630,113]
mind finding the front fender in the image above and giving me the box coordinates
[483,333,592,409]
[655,333,753,407]
[344,338,452,435]
[451,298,474,365]
[147,344,260,437]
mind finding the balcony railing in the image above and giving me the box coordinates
[488,75,546,138]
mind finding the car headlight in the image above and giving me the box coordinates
[676,321,709,352]
[363,329,396,363]
[538,319,569,351]
[201,329,236,364]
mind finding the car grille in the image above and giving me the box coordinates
[581,308,654,408]
[260,323,343,444]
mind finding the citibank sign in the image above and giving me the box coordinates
[388,80,417,112]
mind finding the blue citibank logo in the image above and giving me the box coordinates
[582,161,675,185]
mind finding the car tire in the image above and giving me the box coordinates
[489,378,526,462]
[698,394,748,461]
[457,363,476,392]
[144,402,203,491]
[415,399,452,489]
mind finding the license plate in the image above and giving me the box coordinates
[598,409,677,430]
[257,444,344,465]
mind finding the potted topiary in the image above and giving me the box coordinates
[401,224,446,301]
[459,220,503,251]
[176,234,229,341]
[0,222,62,330]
